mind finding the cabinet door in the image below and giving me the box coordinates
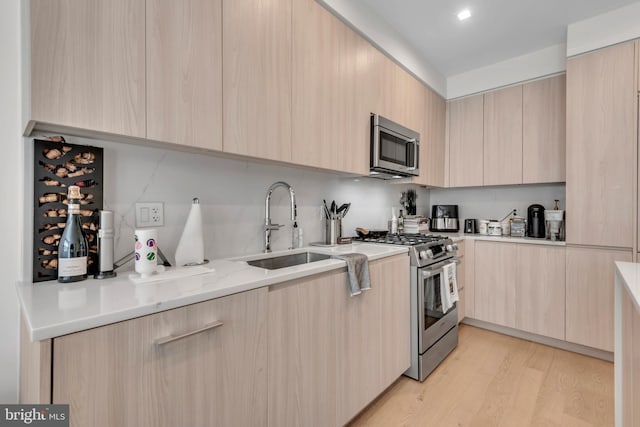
[483,85,523,185]
[267,272,337,427]
[522,75,566,183]
[223,0,292,161]
[30,0,145,137]
[566,42,635,247]
[448,95,484,187]
[335,268,381,425]
[292,0,372,175]
[53,289,268,427]
[146,0,222,150]
[474,241,517,328]
[456,241,466,322]
[464,239,476,319]
[566,247,632,351]
[515,245,566,340]
[374,255,410,390]
[419,88,446,187]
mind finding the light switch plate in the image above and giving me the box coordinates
[135,202,164,227]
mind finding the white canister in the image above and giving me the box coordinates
[134,228,159,278]
[488,221,502,236]
[501,221,510,236]
[478,220,490,235]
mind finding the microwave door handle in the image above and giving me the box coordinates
[406,139,419,171]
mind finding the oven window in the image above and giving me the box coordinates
[380,131,412,165]
[424,273,445,329]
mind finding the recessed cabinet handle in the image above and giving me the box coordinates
[154,320,224,346]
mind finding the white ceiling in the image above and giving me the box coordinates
[358,0,640,77]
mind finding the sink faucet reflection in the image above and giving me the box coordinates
[264,181,297,253]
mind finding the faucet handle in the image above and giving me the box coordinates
[266,223,284,231]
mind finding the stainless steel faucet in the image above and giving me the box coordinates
[264,181,297,253]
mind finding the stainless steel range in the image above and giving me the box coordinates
[357,233,459,381]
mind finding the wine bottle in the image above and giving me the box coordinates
[57,185,88,282]
[398,209,405,234]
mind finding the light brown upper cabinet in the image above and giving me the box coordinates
[522,75,566,183]
[566,42,636,248]
[292,0,373,175]
[483,85,523,186]
[223,0,292,161]
[146,0,222,150]
[447,94,484,187]
[30,0,145,137]
[419,88,446,187]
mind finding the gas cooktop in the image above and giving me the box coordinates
[355,233,448,246]
[355,233,457,267]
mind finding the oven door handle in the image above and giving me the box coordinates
[421,259,459,278]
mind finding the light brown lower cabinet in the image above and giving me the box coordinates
[456,240,466,323]
[472,241,566,340]
[474,241,517,328]
[515,244,566,340]
[566,246,632,352]
[267,254,409,427]
[268,271,339,427]
[52,288,268,427]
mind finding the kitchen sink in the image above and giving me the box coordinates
[246,251,331,270]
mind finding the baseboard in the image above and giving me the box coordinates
[461,318,614,362]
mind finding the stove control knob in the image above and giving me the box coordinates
[420,249,433,259]
[446,244,458,252]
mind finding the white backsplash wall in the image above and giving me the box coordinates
[428,184,566,221]
[54,136,429,265]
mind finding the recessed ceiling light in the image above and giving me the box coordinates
[457,9,471,21]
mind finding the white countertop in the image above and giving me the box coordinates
[18,243,408,341]
[615,261,640,313]
[441,232,566,246]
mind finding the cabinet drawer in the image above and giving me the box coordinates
[53,288,268,427]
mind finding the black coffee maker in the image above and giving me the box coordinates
[527,204,546,238]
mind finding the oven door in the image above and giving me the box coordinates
[418,258,459,354]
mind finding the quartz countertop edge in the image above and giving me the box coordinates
[18,243,408,341]
[615,261,640,313]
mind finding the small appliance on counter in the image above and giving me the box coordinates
[478,219,489,235]
[430,205,459,232]
[464,219,476,234]
[510,217,526,237]
[527,204,546,238]
[544,200,565,241]
[487,221,502,236]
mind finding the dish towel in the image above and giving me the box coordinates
[331,253,371,297]
[440,262,459,313]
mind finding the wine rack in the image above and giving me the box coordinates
[33,137,103,282]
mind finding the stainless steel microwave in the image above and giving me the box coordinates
[370,114,420,178]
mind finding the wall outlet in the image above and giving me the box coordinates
[135,202,164,227]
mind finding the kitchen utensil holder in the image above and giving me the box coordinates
[33,137,103,282]
[325,219,341,245]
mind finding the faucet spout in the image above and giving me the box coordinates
[264,181,297,252]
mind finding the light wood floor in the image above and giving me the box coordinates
[349,324,614,427]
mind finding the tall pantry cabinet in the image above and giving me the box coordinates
[565,40,637,351]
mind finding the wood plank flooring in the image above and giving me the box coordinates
[349,324,613,427]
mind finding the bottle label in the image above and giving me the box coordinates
[58,257,87,277]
